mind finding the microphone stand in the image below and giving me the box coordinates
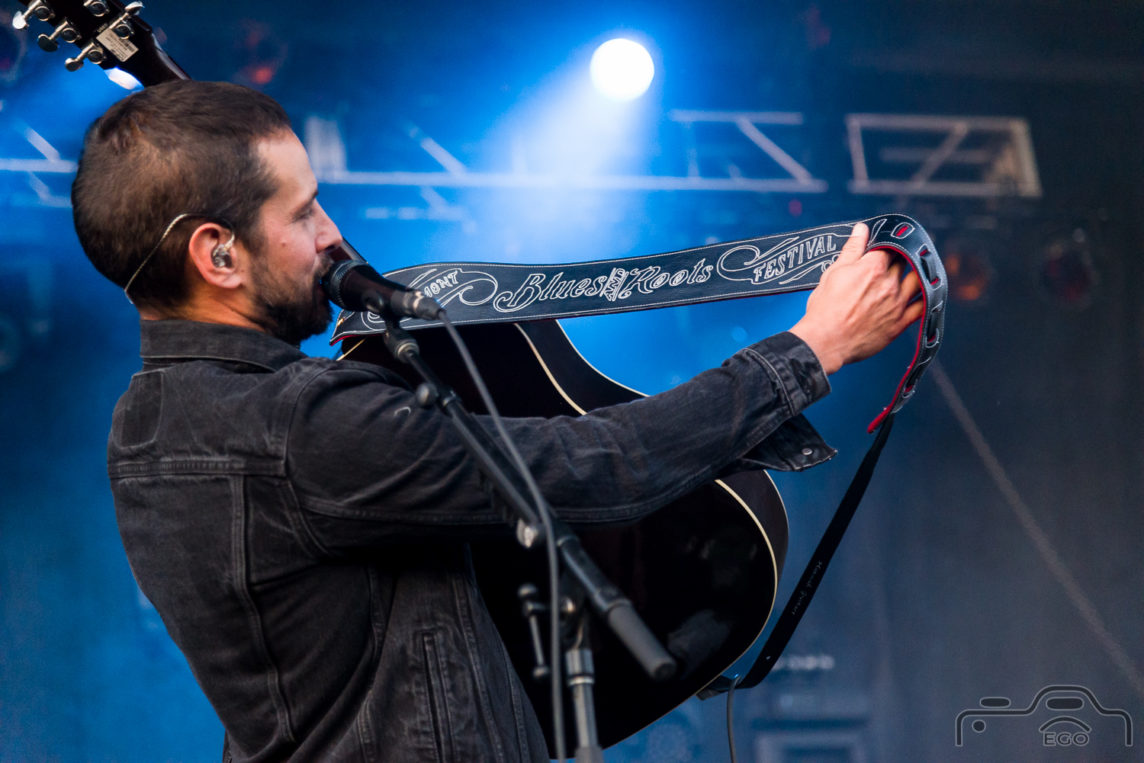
[375,307,677,761]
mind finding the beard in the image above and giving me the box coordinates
[248,258,332,346]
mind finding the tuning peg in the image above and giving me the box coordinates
[21,0,55,23]
[109,2,144,39]
[36,20,78,52]
[82,0,110,17]
[65,40,106,71]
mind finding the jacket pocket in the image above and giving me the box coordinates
[419,630,456,763]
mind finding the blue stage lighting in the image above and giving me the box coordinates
[589,38,654,101]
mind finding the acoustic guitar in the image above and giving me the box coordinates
[327,210,944,747]
[338,318,790,748]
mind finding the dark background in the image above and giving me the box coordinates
[1,1,1141,760]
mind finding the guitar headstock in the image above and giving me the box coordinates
[15,0,187,84]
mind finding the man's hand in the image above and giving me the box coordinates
[789,222,924,375]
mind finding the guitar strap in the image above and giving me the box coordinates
[333,214,947,694]
[332,213,945,432]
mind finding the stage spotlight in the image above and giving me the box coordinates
[589,38,654,101]
[1038,228,1097,309]
[942,242,994,304]
[233,21,287,88]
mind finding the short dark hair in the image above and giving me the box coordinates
[72,80,292,311]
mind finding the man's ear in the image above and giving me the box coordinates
[186,222,242,289]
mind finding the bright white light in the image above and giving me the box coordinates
[12,12,28,30]
[105,68,142,90]
[589,38,654,101]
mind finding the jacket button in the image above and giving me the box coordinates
[801,447,815,457]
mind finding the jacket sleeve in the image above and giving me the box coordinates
[285,331,833,552]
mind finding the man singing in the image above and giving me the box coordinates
[72,80,921,761]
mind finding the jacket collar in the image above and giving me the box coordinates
[139,319,307,372]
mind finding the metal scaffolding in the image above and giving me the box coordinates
[0,108,1041,215]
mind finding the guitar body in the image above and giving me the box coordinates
[341,321,789,749]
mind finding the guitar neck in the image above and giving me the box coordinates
[17,0,189,84]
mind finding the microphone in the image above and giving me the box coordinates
[321,260,442,320]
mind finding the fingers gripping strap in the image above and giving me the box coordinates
[861,214,947,432]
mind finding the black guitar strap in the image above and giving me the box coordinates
[332,213,946,433]
[332,214,947,695]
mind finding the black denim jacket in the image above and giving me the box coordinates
[107,319,832,762]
